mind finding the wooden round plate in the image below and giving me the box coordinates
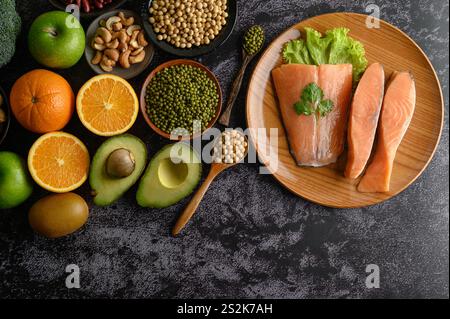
[246,12,444,208]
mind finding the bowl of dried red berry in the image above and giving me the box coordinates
[49,0,128,18]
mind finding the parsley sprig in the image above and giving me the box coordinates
[294,83,334,117]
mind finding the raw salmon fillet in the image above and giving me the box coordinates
[345,63,385,179]
[272,64,353,167]
[358,71,416,193]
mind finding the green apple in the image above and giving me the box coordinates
[28,11,85,69]
[0,152,33,209]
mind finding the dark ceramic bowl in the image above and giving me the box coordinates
[85,9,155,80]
[0,86,11,146]
[141,0,237,57]
[140,59,222,141]
[48,0,128,18]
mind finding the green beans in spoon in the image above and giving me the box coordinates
[219,25,265,126]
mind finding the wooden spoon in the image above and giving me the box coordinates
[218,48,255,127]
[219,25,265,127]
[172,134,248,236]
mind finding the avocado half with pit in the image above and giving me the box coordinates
[136,143,202,208]
[90,134,148,206]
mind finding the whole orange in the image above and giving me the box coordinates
[10,69,74,133]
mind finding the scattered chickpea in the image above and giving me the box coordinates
[149,0,229,49]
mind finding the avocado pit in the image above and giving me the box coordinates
[106,148,136,178]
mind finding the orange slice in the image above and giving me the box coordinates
[28,132,90,193]
[76,74,139,136]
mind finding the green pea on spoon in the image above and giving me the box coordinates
[218,25,265,126]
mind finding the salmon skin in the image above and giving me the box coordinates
[272,63,353,167]
[358,71,416,193]
[345,63,385,179]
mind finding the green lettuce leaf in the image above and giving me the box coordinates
[282,39,312,64]
[326,28,368,82]
[304,27,332,65]
[282,27,368,83]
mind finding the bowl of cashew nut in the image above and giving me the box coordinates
[85,9,155,79]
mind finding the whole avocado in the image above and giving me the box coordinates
[0,0,21,68]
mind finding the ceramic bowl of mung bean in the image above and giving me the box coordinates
[140,59,222,140]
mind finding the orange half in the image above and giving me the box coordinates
[28,132,90,193]
[76,74,139,136]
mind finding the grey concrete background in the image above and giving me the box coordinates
[0,0,448,298]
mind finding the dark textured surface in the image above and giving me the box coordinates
[0,0,448,299]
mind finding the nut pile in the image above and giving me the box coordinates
[63,0,117,13]
[148,0,229,49]
[213,130,248,164]
[91,12,149,72]
[0,95,6,125]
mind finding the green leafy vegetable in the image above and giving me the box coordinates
[282,27,368,83]
[325,28,368,82]
[0,0,21,68]
[283,39,312,65]
[304,27,332,65]
[294,99,314,116]
[294,83,334,117]
[318,99,334,117]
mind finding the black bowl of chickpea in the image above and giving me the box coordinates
[141,0,237,57]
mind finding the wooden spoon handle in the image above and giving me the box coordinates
[172,166,224,236]
[218,54,253,127]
